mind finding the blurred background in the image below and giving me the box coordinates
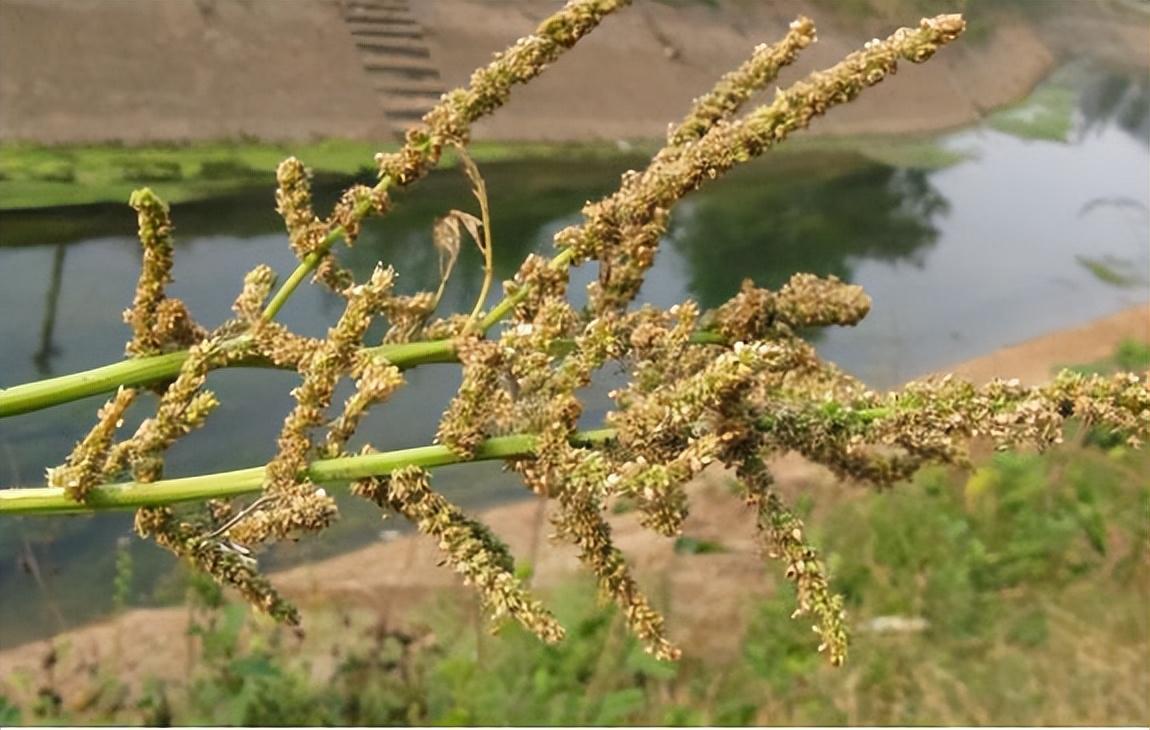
[1,0,1148,724]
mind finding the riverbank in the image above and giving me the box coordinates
[3,0,1145,147]
[1,302,1145,697]
[0,133,966,211]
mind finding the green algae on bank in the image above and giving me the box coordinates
[0,135,968,212]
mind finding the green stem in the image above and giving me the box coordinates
[260,240,340,322]
[0,428,618,516]
[0,338,458,418]
[479,247,576,333]
[0,399,891,516]
[0,328,729,418]
[261,180,391,322]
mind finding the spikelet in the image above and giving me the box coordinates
[48,387,137,501]
[124,188,205,355]
[135,507,300,625]
[352,467,565,643]
[740,462,848,666]
[229,266,396,544]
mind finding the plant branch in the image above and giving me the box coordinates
[0,281,724,417]
[0,428,619,516]
[0,403,895,516]
[262,185,388,321]
[0,338,458,418]
[479,247,577,332]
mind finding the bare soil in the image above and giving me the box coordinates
[2,0,1146,144]
[1,302,1145,703]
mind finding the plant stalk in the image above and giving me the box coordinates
[0,404,893,516]
[0,338,458,418]
[261,180,392,322]
[479,247,577,332]
[0,428,619,516]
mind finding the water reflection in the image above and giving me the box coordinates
[669,162,948,309]
[33,244,67,375]
[1,62,1147,648]
[1079,70,1150,144]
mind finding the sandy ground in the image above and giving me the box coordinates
[1,0,1147,143]
[1,301,1145,702]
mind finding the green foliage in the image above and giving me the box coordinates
[737,444,1148,724]
[0,140,378,210]
[673,536,727,554]
[118,159,183,183]
[1063,338,1150,376]
[423,583,676,725]
[0,140,629,211]
[0,696,21,725]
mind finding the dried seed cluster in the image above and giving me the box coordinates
[37,4,1150,667]
[123,188,205,355]
[353,466,565,643]
[47,387,137,501]
[740,460,848,666]
[375,0,632,187]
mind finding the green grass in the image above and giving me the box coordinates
[1,140,360,210]
[1060,337,1150,376]
[0,139,649,211]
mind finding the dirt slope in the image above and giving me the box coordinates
[2,0,1146,144]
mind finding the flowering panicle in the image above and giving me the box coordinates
[322,353,405,458]
[48,387,137,501]
[547,451,682,661]
[706,275,871,342]
[549,14,964,313]
[135,506,299,625]
[501,253,572,323]
[231,266,396,544]
[352,466,565,643]
[662,17,817,154]
[316,185,392,293]
[750,371,1150,487]
[105,338,228,482]
[30,7,1150,674]
[579,16,818,310]
[380,292,438,343]
[231,265,278,322]
[276,160,392,295]
[375,0,631,187]
[275,158,327,261]
[250,320,324,369]
[438,338,513,457]
[124,188,205,355]
[740,461,848,666]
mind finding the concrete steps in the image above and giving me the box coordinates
[339,0,445,139]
